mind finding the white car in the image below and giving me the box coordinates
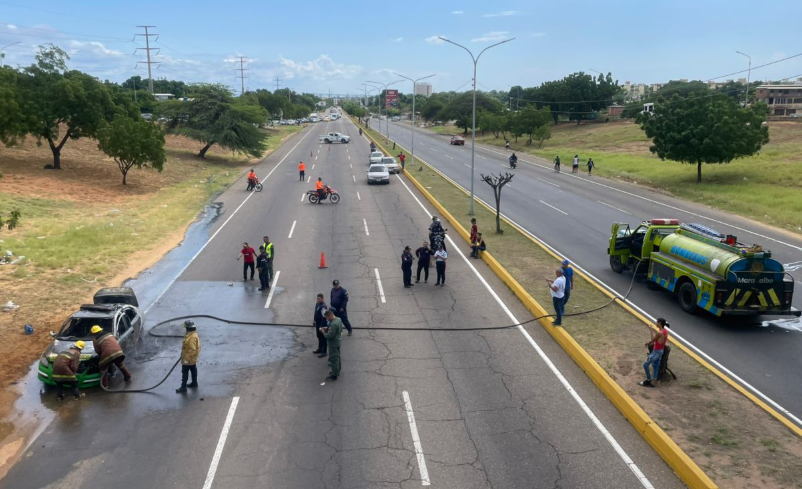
[381,156,400,174]
[369,151,384,164]
[367,164,390,184]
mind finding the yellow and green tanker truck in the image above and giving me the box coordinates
[607,219,800,317]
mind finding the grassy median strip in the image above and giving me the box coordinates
[362,122,802,488]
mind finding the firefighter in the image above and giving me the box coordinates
[52,341,85,400]
[91,325,132,388]
[176,320,201,393]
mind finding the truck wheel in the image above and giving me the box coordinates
[324,139,330,144]
[609,255,624,273]
[678,282,698,314]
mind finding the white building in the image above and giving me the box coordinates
[154,93,174,101]
[415,82,433,97]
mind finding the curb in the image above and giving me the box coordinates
[359,121,717,489]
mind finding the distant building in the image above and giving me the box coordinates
[608,105,624,117]
[415,82,433,97]
[620,81,646,101]
[649,83,665,92]
[154,93,174,101]
[754,83,802,117]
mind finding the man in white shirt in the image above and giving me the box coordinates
[434,245,448,286]
[547,269,566,326]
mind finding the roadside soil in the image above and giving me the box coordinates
[364,122,802,489]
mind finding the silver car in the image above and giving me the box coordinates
[369,151,384,164]
[367,164,390,184]
[381,156,400,174]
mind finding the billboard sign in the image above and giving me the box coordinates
[385,89,398,108]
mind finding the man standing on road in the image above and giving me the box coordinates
[256,245,270,291]
[330,280,353,336]
[262,236,275,284]
[401,246,414,288]
[434,245,447,286]
[52,341,85,400]
[299,161,306,181]
[91,325,132,388]
[553,155,561,172]
[313,294,328,358]
[176,320,200,393]
[322,310,343,381]
[397,151,406,171]
[640,319,670,388]
[561,259,574,306]
[415,241,431,283]
[547,269,566,326]
[237,242,256,281]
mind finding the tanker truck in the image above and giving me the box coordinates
[607,219,800,317]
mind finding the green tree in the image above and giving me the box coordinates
[515,106,552,145]
[442,92,502,133]
[638,94,769,183]
[97,114,166,185]
[0,173,21,231]
[532,125,551,148]
[0,67,24,146]
[421,98,445,122]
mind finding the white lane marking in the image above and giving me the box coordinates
[478,155,487,160]
[403,391,431,486]
[597,200,632,215]
[350,163,353,169]
[445,154,454,159]
[315,155,318,161]
[352,175,356,183]
[288,220,297,239]
[394,173,653,488]
[430,148,438,153]
[463,164,471,169]
[202,396,240,489]
[539,200,568,215]
[264,271,281,308]
[312,164,315,169]
[374,268,386,303]
[363,218,370,236]
[357,191,361,201]
[301,192,306,202]
[346,148,349,152]
[317,149,320,153]
[307,176,311,183]
[144,131,310,314]
[537,178,561,188]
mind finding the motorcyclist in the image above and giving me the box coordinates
[429,217,447,252]
[509,153,518,169]
[247,169,258,190]
[370,142,376,153]
[315,177,326,203]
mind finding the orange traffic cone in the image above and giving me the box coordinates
[319,252,327,269]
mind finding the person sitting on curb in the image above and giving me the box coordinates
[470,233,486,258]
[639,318,670,388]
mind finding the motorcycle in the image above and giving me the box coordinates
[430,230,448,252]
[307,186,341,204]
[509,156,517,169]
[246,177,263,192]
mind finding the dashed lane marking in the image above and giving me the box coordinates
[301,193,305,202]
[445,154,454,159]
[307,176,311,183]
[537,178,561,188]
[363,218,370,236]
[264,271,281,309]
[350,163,353,169]
[539,200,568,215]
[463,164,471,169]
[357,191,361,201]
[311,164,315,169]
[288,220,296,239]
[597,200,632,215]
[202,396,240,489]
[352,174,356,183]
[374,268,386,303]
[403,391,431,486]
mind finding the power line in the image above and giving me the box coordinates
[706,51,802,81]
[135,26,159,94]
[0,20,133,42]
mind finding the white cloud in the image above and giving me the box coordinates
[7,24,18,30]
[451,10,464,14]
[393,37,403,42]
[531,32,547,37]
[483,10,519,17]
[471,31,510,43]
[278,54,363,81]
[67,40,122,57]
[372,68,397,77]
[425,35,446,45]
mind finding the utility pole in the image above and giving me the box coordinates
[275,76,281,92]
[235,56,249,95]
[135,26,159,94]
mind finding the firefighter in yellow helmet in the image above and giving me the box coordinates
[52,341,85,400]
[91,325,132,388]
[176,320,201,393]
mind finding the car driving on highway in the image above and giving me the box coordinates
[450,135,465,145]
[381,156,400,174]
[369,151,384,164]
[366,164,390,184]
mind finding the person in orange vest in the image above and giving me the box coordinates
[299,161,306,181]
[315,177,325,203]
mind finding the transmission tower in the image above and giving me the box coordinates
[135,26,160,94]
[235,57,249,95]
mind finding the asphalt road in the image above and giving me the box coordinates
[3,118,685,488]
[375,118,802,426]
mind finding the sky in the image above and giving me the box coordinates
[1,0,801,97]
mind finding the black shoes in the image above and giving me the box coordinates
[176,386,187,393]
[347,331,352,336]
[187,383,198,388]
[318,353,327,358]
[325,375,338,381]
[312,349,321,354]
[638,380,655,388]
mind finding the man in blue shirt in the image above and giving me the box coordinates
[561,259,575,305]
[330,280,353,336]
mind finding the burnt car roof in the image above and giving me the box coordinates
[72,304,126,318]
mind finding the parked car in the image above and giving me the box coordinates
[366,164,390,184]
[140,113,153,121]
[381,156,400,174]
[391,116,400,122]
[369,151,384,164]
[450,135,465,145]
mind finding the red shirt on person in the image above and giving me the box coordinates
[653,327,669,351]
[470,223,478,243]
[241,246,256,263]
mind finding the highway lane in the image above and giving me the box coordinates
[378,119,802,426]
[3,118,684,488]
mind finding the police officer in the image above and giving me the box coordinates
[330,280,353,336]
[52,341,85,400]
[401,246,414,288]
[322,309,343,381]
[313,294,328,358]
[176,320,201,394]
[256,245,270,291]
[91,325,132,388]
[262,236,275,284]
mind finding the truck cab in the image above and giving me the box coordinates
[608,219,680,273]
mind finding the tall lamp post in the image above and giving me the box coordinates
[366,79,403,141]
[394,72,435,171]
[0,41,21,67]
[439,36,514,215]
[736,51,752,106]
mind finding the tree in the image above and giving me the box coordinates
[0,67,24,146]
[442,92,502,133]
[15,44,117,169]
[420,98,444,122]
[532,125,551,148]
[530,72,620,124]
[97,114,166,185]
[480,172,514,234]
[516,106,552,145]
[0,173,21,231]
[638,94,769,183]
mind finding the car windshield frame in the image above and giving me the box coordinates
[58,316,114,340]
[381,158,396,165]
[369,165,387,173]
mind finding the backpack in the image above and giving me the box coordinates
[647,343,676,382]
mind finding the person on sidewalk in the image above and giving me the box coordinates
[471,233,486,259]
[330,280,353,336]
[299,161,306,181]
[415,241,431,283]
[587,157,595,176]
[52,341,85,400]
[256,245,270,291]
[91,325,131,388]
[401,246,414,288]
[176,320,200,393]
[639,319,670,388]
[237,242,256,281]
[322,310,343,381]
[434,245,447,286]
[547,269,566,326]
[397,152,406,171]
[313,294,328,358]
[561,259,574,306]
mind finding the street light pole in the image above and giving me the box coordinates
[736,51,752,106]
[0,41,21,67]
[394,72,435,171]
[366,79,403,142]
[439,36,514,215]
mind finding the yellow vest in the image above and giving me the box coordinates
[265,242,274,259]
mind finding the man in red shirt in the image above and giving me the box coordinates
[469,218,478,248]
[639,318,670,387]
[397,152,406,171]
[237,242,257,281]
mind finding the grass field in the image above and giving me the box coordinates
[441,121,802,234]
[361,120,802,488]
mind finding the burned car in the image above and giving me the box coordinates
[38,288,143,389]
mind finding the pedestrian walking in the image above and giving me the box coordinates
[505,139,510,151]
[553,155,561,172]
[176,320,200,393]
[237,242,256,281]
[434,245,447,286]
[587,158,595,176]
[322,310,343,381]
[313,294,328,357]
[91,325,131,388]
[397,152,406,171]
[547,269,566,326]
[299,161,306,181]
[639,318,670,388]
[415,241,431,283]
[471,233,486,258]
[359,127,363,136]
[572,154,580,174]
[52,341,85,400]
[256,245,270,291]
[561,259,574,306]
[262,236,274,283]
[469,218,478,245]
[330,280,353,335]
[402,246,414,287]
